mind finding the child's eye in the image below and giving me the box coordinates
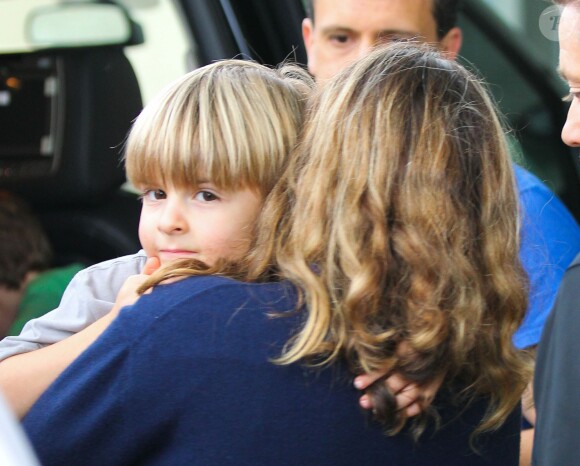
[194,190,218,202]
[141,189,166,201]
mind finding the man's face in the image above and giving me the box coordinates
[302,0,461,81]
[558,4,580,147]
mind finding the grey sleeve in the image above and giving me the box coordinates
[0,251,148,361]
[533,255,580,465]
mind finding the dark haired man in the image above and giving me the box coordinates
[301,1,580,464]
[302,0,462,81]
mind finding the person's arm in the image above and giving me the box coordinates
[0,257,160,419]
[520,371,536,466]
[0,252,149,362]
[19,276,232,465]
[0,311,117,418]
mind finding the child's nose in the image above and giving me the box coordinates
[158,201,188,234]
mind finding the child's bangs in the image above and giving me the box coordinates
[125,60,307,194]
[126,121,203,189]
[126,87,264,192]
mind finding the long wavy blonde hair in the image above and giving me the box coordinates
[247,43,531,435]
[144,44,531,437]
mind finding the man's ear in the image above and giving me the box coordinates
[440,26,462,60]
[302,18,317,75]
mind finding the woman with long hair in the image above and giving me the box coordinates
[23,44,530,465]
[248,42,531,438]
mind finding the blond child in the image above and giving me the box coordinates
[0,59,313,417]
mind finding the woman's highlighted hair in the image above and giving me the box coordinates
[252,42,531,437]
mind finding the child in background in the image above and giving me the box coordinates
[0,60,313,417]
[0,192,83,338]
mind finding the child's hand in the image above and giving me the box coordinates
[354,371,443,418]
[111,257,161,316]
[354,340,444,417]
[141,256,162,276]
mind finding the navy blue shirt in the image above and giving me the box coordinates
[24,276,521,466]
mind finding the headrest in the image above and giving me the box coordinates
[0,46,142,207]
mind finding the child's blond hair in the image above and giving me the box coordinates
[125,60,312,195]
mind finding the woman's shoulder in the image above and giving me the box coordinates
[146,275,295,309]
[118,276,298,340]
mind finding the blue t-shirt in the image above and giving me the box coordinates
[514,165,580,349]
[23,276,521,466]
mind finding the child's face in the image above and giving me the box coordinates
[137,182,262,266]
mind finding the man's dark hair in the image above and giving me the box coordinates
[0,192,52,289]
[304,0,460,40]
[304,0,314,19]
[433,0,460,38]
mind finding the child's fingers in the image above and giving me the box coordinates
[357,373,442,416]
[392,385,435,417]
[359,390,432,418]
[396,384,422,410]
[354,371,388,391]
[385,373,410,394]
[396,376,443,416]
[142,256,161,275]
[355,373,409,401]
[359,394,372,409]
[404,402,422,418]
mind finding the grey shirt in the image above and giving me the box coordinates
[0,251,148,361]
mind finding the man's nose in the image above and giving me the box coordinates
[356,36,379,60]
[562,102,580,147]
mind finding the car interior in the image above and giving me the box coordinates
[0,2,144,266]
[0,0,578,269]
